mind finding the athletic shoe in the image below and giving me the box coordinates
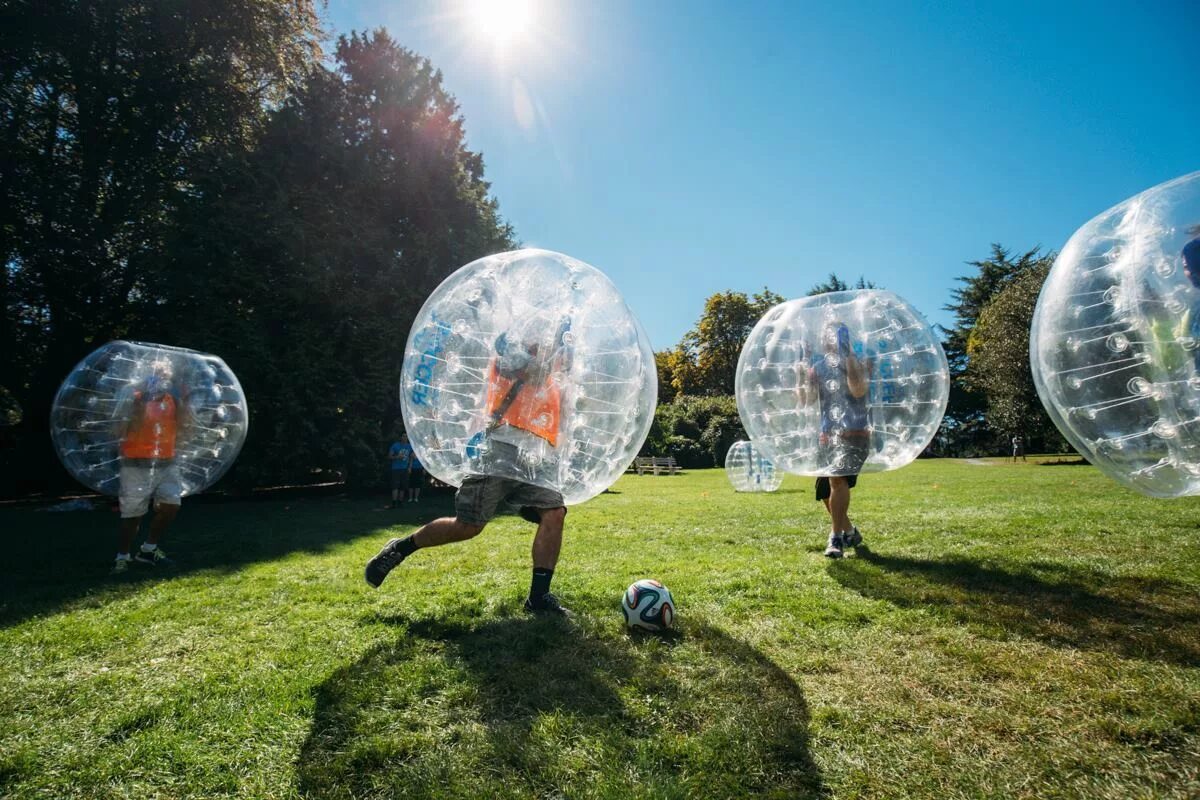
[824,532,845,559]
[365,538,409,588]
[524,592,573,617]
[134,547,173,566]
[111,557,131,575]
[844,527,863,549]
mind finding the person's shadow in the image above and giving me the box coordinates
[297,611,826,799]
[830,547,1200,667]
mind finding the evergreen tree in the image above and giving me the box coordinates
[162,31,515,488]
[938,245,1055,455]
[807,273,876,295]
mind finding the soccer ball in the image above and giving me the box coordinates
[622,579,675,631]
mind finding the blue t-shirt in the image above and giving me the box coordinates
[810,355,870,433]
[388,442,413,471]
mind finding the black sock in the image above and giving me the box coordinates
[396,536,418,558]
[530,567,553,600]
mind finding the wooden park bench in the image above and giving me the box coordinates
[630,455,682,476]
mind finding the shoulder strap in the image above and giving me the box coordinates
[488,377,526,428]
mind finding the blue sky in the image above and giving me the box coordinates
[323,0,1200,350]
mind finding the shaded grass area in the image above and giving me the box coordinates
[1,459,1199,798]
[299,613,822,799]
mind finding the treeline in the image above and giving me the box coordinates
[651,251,1067,467]
[1,1,513,494]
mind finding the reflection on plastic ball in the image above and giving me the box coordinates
[399,249,656,505]
[724,440,782,492]
[51,341,249,497]
[736,290,949,476]
[1030,171,1200,497]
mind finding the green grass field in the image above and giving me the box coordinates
[2,458,1199,799]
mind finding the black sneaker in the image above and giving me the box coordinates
[524,592,573,617]
[824,533,845,559]
[365,538,409,588]
[134,547,173,567]
[844,526,863,549]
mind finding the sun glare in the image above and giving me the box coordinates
[470,0,535,43]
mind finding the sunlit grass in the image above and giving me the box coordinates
[1,459,1198,798]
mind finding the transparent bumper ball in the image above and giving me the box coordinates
[51,341,249,497]
[1030,170,1200,497]
[736,290,949,476]
[725,440,782,492]
[400,249,656,505]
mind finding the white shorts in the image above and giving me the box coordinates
[119,461,183,518]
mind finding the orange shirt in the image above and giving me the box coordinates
[120,392,178,459]
[485,363,561,446]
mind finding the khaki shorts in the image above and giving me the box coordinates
[119,460,182,518]
[455,475,566,526]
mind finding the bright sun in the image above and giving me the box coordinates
[470,0,535,43]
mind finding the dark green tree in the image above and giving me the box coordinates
[965,264,1064,451]
[0,0,322,490]
[937,245,1055,455]
[807,273,876,296]
[162,31,514,488]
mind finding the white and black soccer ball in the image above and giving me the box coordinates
[622,579,675,632]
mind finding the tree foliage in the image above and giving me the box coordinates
[666,288,783,397]
[160,31,514,488]
[937,245,1056,455]
[964,264,1064,449]
[0,6,513,493]
[644,395,745,468]
[0,0,324,489]
[807,273,876,295]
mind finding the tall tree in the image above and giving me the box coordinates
[965,264,1063,450]
[0,0,322,489]
[162,31,514,488]
[938,244,1055,455]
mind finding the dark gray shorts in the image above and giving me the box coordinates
[455,475,566,526]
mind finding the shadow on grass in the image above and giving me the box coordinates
[297,613,825,799]
[830,548,1200,666]
[0,493,455,628]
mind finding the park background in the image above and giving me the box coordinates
[2,4,1200,799]
[3,0,1199,497]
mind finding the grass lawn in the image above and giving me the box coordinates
[2,458,1199,799]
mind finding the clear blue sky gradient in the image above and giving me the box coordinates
[323,0,1200,350]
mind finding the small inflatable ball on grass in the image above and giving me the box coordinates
[51,341,248,496]
[736,290,949,476]
[400,249,656,505]
[725,439,782,492]
[1031,171,1200,498]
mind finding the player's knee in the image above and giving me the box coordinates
[540,507,567,527]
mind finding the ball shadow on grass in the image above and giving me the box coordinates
[297,612,825,799]
[829,547,1200,666]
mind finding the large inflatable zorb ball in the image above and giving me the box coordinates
[51,341,248,496]
[724,440,782,492]
[400,249,656,505]
[1031,171,1200,498]
[736,290,948,476]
